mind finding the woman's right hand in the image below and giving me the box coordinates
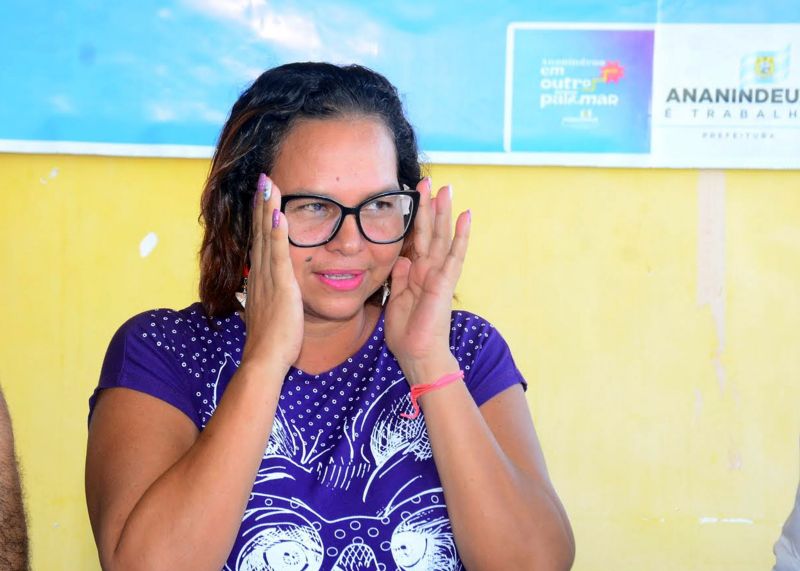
[87,174,302,570]
[241,173,304,372]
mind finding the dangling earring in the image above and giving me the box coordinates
[381,280,390,306]
[235,266,249,309]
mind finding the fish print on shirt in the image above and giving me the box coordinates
[213,368,462,571]
[199,341,463,570]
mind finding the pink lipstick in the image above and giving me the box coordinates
[315,270,365,291]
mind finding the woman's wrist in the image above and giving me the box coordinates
[400,352,461,387]
[236,355,290,385]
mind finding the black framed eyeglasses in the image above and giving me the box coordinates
[280,190,420,248]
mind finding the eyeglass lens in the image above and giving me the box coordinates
[284,194,414,246]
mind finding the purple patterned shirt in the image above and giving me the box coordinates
[90,303,525,571]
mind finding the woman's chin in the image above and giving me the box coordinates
[301,296,373,324]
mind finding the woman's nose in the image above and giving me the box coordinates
[326,213,364,254]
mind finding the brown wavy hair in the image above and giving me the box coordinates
[198,62,423,317]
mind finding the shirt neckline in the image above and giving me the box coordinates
[232,308,387,380]
[291,309,387,379]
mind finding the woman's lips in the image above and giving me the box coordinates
[315,270,365,291]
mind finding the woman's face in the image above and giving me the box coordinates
[269,117,404,323]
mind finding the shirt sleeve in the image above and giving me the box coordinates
[88,311,200,427]
[450,311,527,407]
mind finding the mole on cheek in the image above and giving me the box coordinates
[305,256,313,263]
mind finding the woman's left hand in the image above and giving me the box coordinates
[384,178,471,386]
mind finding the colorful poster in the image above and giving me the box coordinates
[505,25,654,155]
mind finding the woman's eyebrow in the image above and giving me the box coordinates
[286,185,403,200]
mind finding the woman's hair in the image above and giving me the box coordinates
[199,62,423,317]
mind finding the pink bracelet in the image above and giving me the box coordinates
[400,370,465,420]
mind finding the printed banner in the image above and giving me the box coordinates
[502,23,800,168]
[505,25,654,155]
[1,0,799,168]
[651,25,800,168]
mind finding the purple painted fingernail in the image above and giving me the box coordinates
[272,208,280,229]
[259,174,272,201]
[254,174,266,207]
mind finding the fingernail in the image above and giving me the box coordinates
[262,175,272,202]
[467,209,471,223]
[447,184,453,199]
[272,208,280,229]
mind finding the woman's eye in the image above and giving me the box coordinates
[302,202,328,212]
[287,201,334,216]
[264,540,309,570]
[391,532,428,567]
[364,199,395,212]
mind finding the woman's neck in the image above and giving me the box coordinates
[294,304,381,375]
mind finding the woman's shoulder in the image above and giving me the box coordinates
[107,302,245,366]
[448,309,513,367]
[114,302,240,340]
[448,309,502,346]
[94,302,244,423]
[449,309,496,327]
[448,309,526,404]
[118,302,211,331]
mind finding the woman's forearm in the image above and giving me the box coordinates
[106,362,284,571]
[413,365,574,571]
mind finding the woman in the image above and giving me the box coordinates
[86,62,574,571]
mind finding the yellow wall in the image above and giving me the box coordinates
[1,152,798,570]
